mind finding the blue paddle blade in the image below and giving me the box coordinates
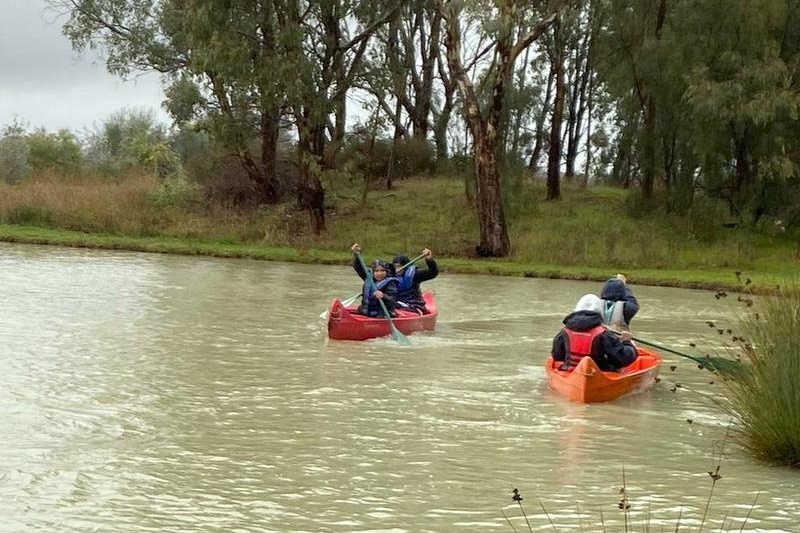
[389,323,411,345]
[378,298,411,345]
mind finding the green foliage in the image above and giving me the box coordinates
[85,109,182,179]
[26,129,83,173]
[723,283,800,468]
[171,127,211,163]
[339,133,435,185]
[3,205,54,226]
[502,164,539,219]
[150,175,202,208]
[0,132,29,183]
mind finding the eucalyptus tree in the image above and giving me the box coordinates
[357,0,442,185]
[562,0,602,180]
[595,0,669,198]
[55,0,290,204]
[678,0,800,223]
[434,0,575,257]
[528,61,554,173]
[360,0,455,165]
[56,0,401,234]
[285,0,404,232]
[545,16,565,200]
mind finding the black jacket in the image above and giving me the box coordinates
[551,310,638,371]
[396,258,438,310]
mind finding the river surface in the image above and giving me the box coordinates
[0,243,797,533]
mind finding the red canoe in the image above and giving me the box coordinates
[327,292,437,341]
[544,346,662,403]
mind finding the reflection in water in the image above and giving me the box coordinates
[0,243,796,533]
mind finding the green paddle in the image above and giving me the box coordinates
[320,252,427,319]
[354,251,410,344]
[631,335,747,377]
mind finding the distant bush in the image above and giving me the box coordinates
[340,134,435,184]
[502,164,539,219]
[0,131,30,183]
[84,108,182,179]
[26,129,83,173]
[4,205,54,226]
[151,175,202,208]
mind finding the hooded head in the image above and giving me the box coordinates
[601,278,626,301]
[574,294,603,315]
[371,259,389,281]
[393,255,410,266]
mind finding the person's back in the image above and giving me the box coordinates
[600,274,639,330]
[392,248,438,313]
[551,294,638,371]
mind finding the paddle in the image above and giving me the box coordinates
[319,252,427,319]
[354,251,410,345]
[630,335,747,377]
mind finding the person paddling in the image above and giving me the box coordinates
[551,294,638,372]
[350,243,398,318]
[392,248,438,314]
[600,273,639,331]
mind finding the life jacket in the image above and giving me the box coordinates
[396,265,416,295]
[563,325,606,368]
[362,276,397,304]
[601,300,627,329]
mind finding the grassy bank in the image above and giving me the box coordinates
[0,173,797,292]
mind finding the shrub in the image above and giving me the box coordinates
[339,133,435,185]
[4,205,54,226]
[723,283,800,468]
[151,175,202,208]
[0,134,30,183]
[26,129,83,173]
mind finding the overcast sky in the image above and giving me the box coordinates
[0,0,169,133]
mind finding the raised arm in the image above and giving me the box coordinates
[413,248,439,283]
[351,243,367,280]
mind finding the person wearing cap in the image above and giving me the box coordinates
[600,273,639,330]
[391,248,438,314]
[551,294,638,371]
[350,243,399,317]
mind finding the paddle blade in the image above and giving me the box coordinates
[699,356,749,378]
[320,293,361,319]
[631,336,747,377]
[342,293,361,307]
[389,323,411,345]
[377,299,411,345]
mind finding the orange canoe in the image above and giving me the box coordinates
[544,347,662,403]
[327,292,437,341]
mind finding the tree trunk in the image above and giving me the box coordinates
[582,68,593,188]
[297,113,327,234]
[387,96,404,190]
[259,111,281,202]
[433,49,455,165]
[546,25,565,201]
[565,29,591,178]
[641,98,656,197]
[529,63,555,174]
[474,132,510,256]
[732,128,754,220]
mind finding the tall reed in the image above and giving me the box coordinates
[723,282,800,468]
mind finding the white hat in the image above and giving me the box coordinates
[574,293,603,315]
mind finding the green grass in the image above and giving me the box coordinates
[0,174,797,292]
[722,284,800,468]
